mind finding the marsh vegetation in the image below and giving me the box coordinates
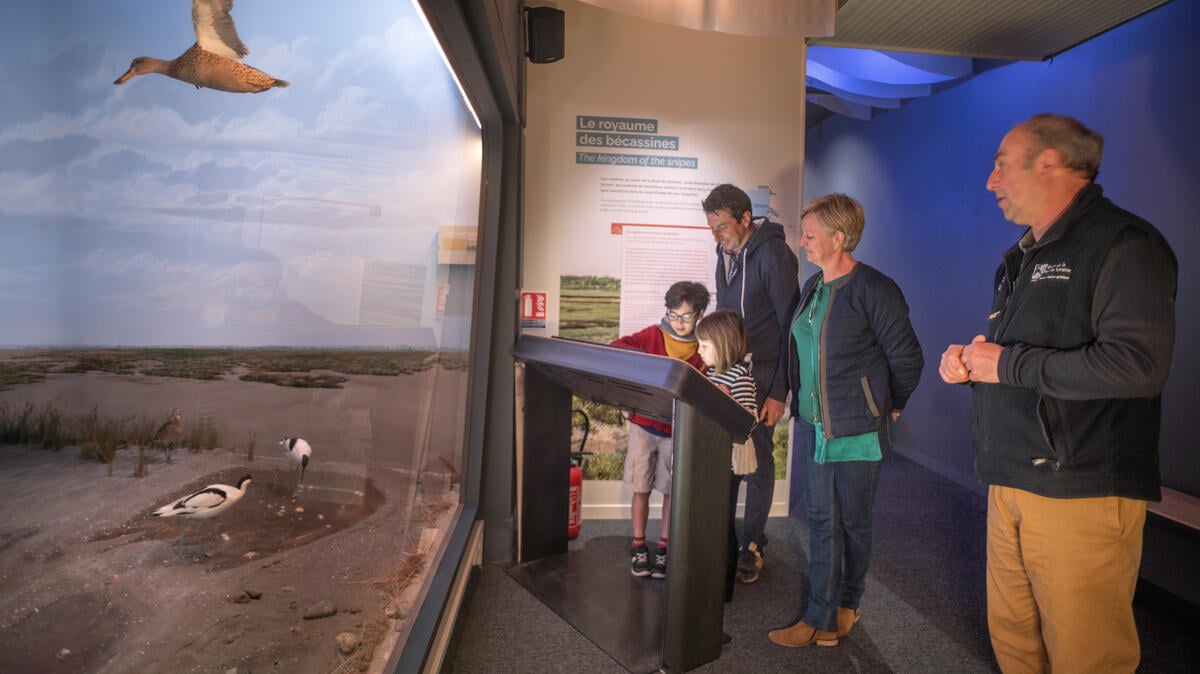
[0,347,466,392]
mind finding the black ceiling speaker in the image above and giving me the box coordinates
[526,6,565,64]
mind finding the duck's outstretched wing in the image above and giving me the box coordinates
[193,0,249,60]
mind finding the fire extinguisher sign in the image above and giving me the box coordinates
[520,291,548,330]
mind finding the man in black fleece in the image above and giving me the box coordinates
[940,113,1177,672]
[703,183,800,584]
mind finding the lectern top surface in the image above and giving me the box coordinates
[512,335,755,438]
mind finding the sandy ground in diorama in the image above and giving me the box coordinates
[0,368,465,673]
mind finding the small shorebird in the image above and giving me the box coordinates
[279,437,312,493]
[152,408,185,463]
[114,0,290,93]
[152,474,252,550]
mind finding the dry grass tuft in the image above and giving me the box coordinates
[1,401,194,470]
[133,444,149,478]
[1,401,70,448]
[328,550,428,673]
[181,415,220,453]
[372,552,427,602]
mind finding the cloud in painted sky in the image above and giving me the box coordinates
[0,135,100,174]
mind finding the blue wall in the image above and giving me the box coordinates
[805,0,1200,495]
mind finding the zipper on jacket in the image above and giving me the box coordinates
[1033,396,1063,470]
[817,282,836,437]
[860,376,880,418]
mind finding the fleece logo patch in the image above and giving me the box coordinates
[1030,262,1071,282]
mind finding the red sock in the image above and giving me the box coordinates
[633,536,646,548]
[658,536,669,550]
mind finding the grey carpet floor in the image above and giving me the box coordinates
[441,452,1200,673]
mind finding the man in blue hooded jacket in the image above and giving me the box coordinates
[704,183,800,583]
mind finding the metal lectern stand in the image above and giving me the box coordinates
[511,335,755,673]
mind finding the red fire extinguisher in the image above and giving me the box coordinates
[568,463,583,539]
[569,409,591,540]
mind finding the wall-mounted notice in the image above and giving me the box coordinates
[521,291,549,329]
[613,224,715,337]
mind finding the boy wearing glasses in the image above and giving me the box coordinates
[611,281,711,579]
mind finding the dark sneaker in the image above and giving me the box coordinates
[735,542,763,584]
[651,546,668,579]
[631,545,651,577]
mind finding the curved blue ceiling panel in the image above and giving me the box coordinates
[806,46,988,124]
[805,77,902,109]
[806,59,933,99]
[808,46,972,85]
[879,50,975,79]
[806,93,874,121]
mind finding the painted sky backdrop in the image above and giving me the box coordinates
[0,1,482,347]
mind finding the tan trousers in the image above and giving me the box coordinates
[987,485,1146,674]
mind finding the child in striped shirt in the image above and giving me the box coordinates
[696,309,759,474]
[695,309,759,604]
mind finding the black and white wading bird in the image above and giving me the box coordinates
[152,408,185,463]
[152,474,251,550]
[279,437,312,493]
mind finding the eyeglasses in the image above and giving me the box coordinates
[666,310,698,323]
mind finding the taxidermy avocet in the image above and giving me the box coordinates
[279,437,312,493]
[152,474,251,549]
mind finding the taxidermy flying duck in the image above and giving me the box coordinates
[114,0,289,93]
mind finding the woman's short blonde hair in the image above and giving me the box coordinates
[801,193,865,252]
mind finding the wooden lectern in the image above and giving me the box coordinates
[511,335,755,673]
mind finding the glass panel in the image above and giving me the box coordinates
[0,1,481,670]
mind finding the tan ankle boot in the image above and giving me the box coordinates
[768,619,838,647]
[836,606,861,638]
